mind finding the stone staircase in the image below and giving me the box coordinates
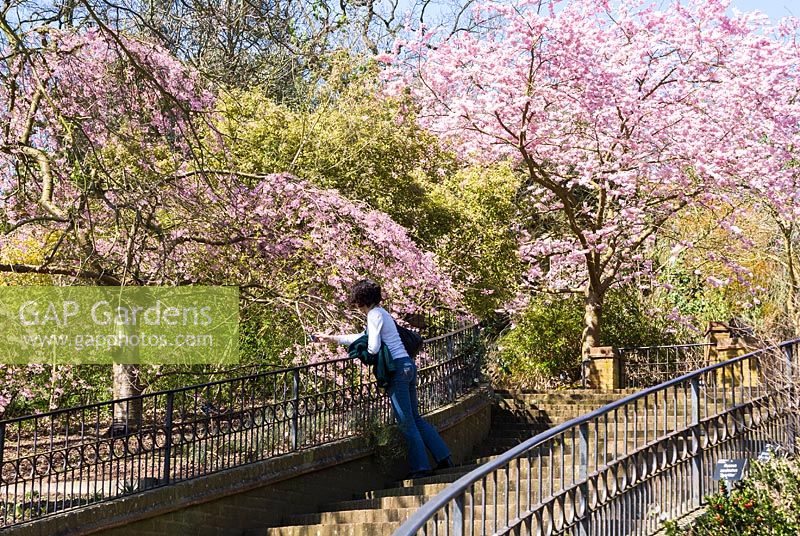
[257,390,643,536]
[256,389,637,536]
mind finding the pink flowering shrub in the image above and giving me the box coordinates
[0,26,467,410]
[0,364,109,417]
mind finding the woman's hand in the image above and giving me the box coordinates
[310,334,335,343]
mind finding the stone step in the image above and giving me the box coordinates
[265,521,402,536]
[489,424,683,437]
[497,389,694,400]
[498,402,626,412]
[492,403,690,416]
[367,473,566,501]
[497,399,621,407]
[491,412,696,432]
[494,410,675,423]
[259,390,701,536]
[492,413,553,423]
[283,501,554,527]
[491,415,558,427]
[369,469,560,500]
[491,426,552,438]
[320,495,429,513]
[497,396,636,409]
[498,395,731,411]
[470,440,687,466]
[267,510,553,536]
[492,403,550,413]
[390,464,587,490]
[393,466,480,488]
[494,389,638,399]
[365,482,451,499]
[284,507,418,526]
[473,443,626,460]
[475,432,684,454]
[316,463,571,514]
[431,462,482,476]
[314,475,571,524]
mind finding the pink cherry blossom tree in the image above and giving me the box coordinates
[0,26,460,309]
[0,24,465,416]
[387,0,800,356]
[0,25,216,420]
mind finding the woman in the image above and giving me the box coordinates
[313,279,454,478]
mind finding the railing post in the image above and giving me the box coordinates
[0,421,5,476]
[446,335,456,401]
[784,343,796,455]
[473,325,481,376]
[453,495,465,536]
[291,369,300,450]
[578,422,590,536]
[163,392,173,484]
[690,378,702,508]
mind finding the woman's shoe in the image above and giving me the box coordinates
[435,456,455,470]
[406,469,433,480]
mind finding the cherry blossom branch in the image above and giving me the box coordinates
[0,262,121,284]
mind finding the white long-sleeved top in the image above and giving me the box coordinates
[333,306,409,360]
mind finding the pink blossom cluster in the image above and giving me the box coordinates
[1,26,466,376]
[45,29,212,147]
[2,168,464,367]
[1,26,214,224]
[164,172,464,329]
[0,363,96,416]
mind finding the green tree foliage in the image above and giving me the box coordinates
[213,55,461,244]
[493,288,678,388]
[656,260,752,330]
[428,164,524,317]
[648,205,779,340]
[213,55,528,318]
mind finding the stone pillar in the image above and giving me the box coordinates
[705,321,732,345]
[715,340,758,388]
[705,320,757,388]
[704,321,732,363]
[585,346,621,390]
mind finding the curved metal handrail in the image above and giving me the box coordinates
[396,338,800,535]
[0,323,478,426]
[0,323,483,528]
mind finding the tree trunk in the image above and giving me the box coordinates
[788,285,800,337]
[110,320,143,435]
[581,288,603,359]
[112,364,143,434]
[782,223,800,336]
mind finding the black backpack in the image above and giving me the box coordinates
[394,321,423,358]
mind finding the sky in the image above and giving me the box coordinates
[728,0,797,21]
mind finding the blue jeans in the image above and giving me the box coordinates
[387,357,451,472]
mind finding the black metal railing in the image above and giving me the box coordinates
[0,324,483,527]
[619,343,714,388]
[395,339,799,536]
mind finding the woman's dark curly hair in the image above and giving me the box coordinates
[348,279,382,307]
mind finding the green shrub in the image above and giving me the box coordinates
[492,288,679,388]
[665,458,800,535]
